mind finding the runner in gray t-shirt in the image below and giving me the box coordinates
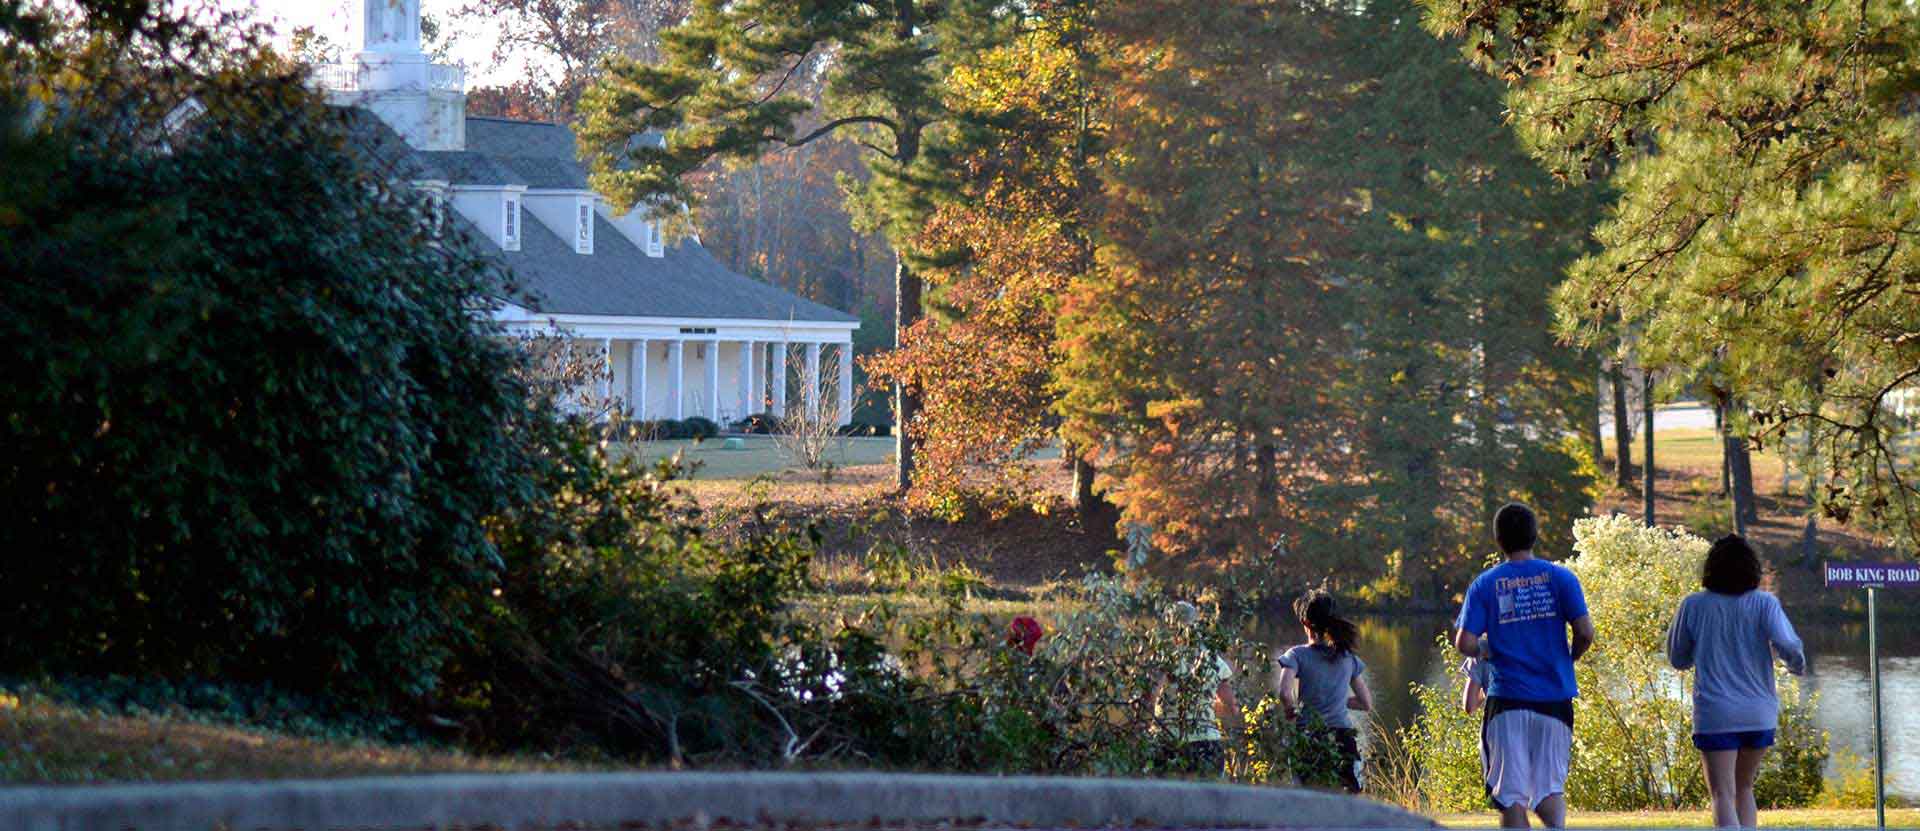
[1274,589,1372,792]
[1667,535,1806,831]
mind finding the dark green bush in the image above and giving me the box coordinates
[0,11,534,703]
[732,413,782,434]
[447,418,844,762]
[837,420,890,437]
[683,416,720,439]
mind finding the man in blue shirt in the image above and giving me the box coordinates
[1454,503,1596,830]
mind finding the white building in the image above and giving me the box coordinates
[318,0,860,425]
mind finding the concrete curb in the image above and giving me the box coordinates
[0,771,1439,830]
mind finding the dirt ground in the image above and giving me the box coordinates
[678,455,1118,597]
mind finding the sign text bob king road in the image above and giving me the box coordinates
[1826,558,1919,831]
[1824,561,1920,589]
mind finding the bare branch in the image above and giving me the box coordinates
[765,115,900,153]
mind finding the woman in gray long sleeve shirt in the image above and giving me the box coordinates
[1667,535,1807,831]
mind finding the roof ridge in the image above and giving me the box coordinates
[465,114,565,126]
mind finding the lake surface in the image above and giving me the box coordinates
[1253,613,1920,800]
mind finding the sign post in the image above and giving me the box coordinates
[1826,561,1920,831]
[1870,585,1882,831]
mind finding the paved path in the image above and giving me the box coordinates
[0,771,1436,831]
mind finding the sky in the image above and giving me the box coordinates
[217,0,529,86]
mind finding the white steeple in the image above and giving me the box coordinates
[363,0,422,54]
[317,0,466,151]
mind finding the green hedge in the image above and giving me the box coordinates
[0,18,535,703]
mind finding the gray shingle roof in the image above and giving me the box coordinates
[342,109,855,325]
[492,213,858,322]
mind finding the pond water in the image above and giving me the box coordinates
[1250,613,1920,800]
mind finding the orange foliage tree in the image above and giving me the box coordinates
[1053,0,1363,579]
[865,12,1110,517]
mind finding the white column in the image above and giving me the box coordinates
[738,339,756,420]
[838,340,854,426]
[706,338,721,421]
[772,341,789,418]
[804,342,822,421]
[668,339,685,420]
[629,340,648,420]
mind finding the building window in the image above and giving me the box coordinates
[647,219,663,257]
[503,197,520,250]
[576,202,592,253]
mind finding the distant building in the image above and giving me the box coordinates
[317,0,858,425]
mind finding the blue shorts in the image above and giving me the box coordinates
[1693,730,1775,751]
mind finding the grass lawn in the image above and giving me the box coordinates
[622,435,898,480]
[1436,809,1920,828]
[1606,427,1791,488]
[0,689,584,784]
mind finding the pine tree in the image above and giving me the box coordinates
[1422,0,1920,548]
[577,0,1013,492]
[1310,0,1604,597]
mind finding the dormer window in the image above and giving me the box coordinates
[503,197,521,251]
[575,201,593,254]
[646,220,663,258]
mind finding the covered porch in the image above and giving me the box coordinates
[499,309,859,427]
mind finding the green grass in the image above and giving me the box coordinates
[1435,809,1920,829]
[620,436,897,480]
[0,689,584,784]
[1605,427,1788,478]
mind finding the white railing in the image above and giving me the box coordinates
[313,62,360,91]
[310,61,465,93]
[429,63,466,92]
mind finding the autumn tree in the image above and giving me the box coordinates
[577,0,1018,492]
[1055,0,1362,578]
[1421,0,1920,548]
[864,4,1112,519]
[456,0,687,122]
[695,135,893,316]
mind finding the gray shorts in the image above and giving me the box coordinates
[1482,706,1572,810]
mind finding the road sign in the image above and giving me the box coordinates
[1824,561,1920,589]
[1827,560,1920,831]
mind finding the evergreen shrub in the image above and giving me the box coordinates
[733,413,782,435]
[682,416,720,439]
[0,12,533,703]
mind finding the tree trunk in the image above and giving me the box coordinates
[1727,434,1759,532]
[891,114,924,494]
[1799,511,1820,567]
[1063,439,1109,523]
[1800,450,1821,567]
[1401,446,1441,599]
[1255,441,1278,516]
[1589,364,1606,470]
[1642,371,1656,527]
[1716,394,1759,532]
[1611,362,1633,488]
[1072,455,1100,513]
[893,253,920,493]
[1726,429,1747,536]
[1715,401,1731,498]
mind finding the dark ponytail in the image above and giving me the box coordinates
[1294,589,1359,655]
